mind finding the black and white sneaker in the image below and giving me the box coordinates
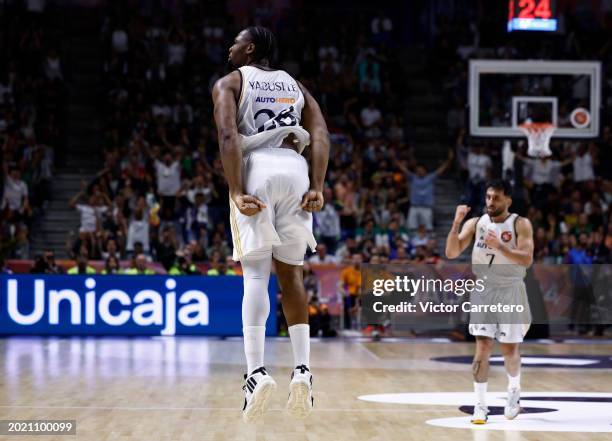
[242,367,277,423]
[286,364,313,419]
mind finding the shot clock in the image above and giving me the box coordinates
[508,0,557,32]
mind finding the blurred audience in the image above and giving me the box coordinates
[1,2,65,260]
[3,2,610,284]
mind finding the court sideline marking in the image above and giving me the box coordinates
[0,404,443,413]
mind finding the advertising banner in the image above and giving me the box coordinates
[0,275,277,336]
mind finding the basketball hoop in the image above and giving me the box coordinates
[518,122,555,158]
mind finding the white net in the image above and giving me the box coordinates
[518,123,555,158]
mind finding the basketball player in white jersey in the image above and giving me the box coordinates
[445,179,534,424]
[212,27,329,423]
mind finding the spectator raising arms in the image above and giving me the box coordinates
[395,149,454,232]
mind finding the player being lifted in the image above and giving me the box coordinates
[445,179,534,424]
[213,27,329,423]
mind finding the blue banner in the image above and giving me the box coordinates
[0,275,277,336]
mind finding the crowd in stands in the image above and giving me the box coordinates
[62,1,452,277]
[3,1,611,275]
[1,1,64,261]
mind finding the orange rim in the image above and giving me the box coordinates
[518,122,555,131]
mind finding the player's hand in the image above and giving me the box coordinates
[301,190,324,212]
[484,230,502,250]
[453,205,471,223]
[232,193,266,216]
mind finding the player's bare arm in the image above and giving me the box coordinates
[213,71,266,216]
[484,217,534,267]
[445,205,478,259]
[298,81,329,213]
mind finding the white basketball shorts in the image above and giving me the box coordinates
[468,281,531,343]
[469,323,531,343]
[229,147,317,266]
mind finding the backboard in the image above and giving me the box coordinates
[469,60,601,138]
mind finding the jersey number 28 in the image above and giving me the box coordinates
[255,106,298,133]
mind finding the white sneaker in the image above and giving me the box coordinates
[505,388,521,420]
[286,364,313,419]
[242,367,277,423]
[471,403,488,424]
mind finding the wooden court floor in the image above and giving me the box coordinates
[1,336,611,440]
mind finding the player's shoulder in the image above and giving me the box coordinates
[294,78,311,98]
[212,70,241,92]
[513,214,533,232]
[467,215,484,227]
[512,213,530,225]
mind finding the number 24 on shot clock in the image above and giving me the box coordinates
[508,0,557,32]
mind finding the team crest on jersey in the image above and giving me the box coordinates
[501,231,512,242]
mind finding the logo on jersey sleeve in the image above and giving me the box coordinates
[501,231,512,242]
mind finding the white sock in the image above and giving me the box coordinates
[288,324,310,368]
[241,257,272,375]
[474,382,487,407]
[508,372,521,390]
[243,326,265,374]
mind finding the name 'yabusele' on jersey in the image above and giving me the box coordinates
[247,80,299,92]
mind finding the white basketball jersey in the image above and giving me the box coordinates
[236,66,305,137]
[471,213,526,282]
